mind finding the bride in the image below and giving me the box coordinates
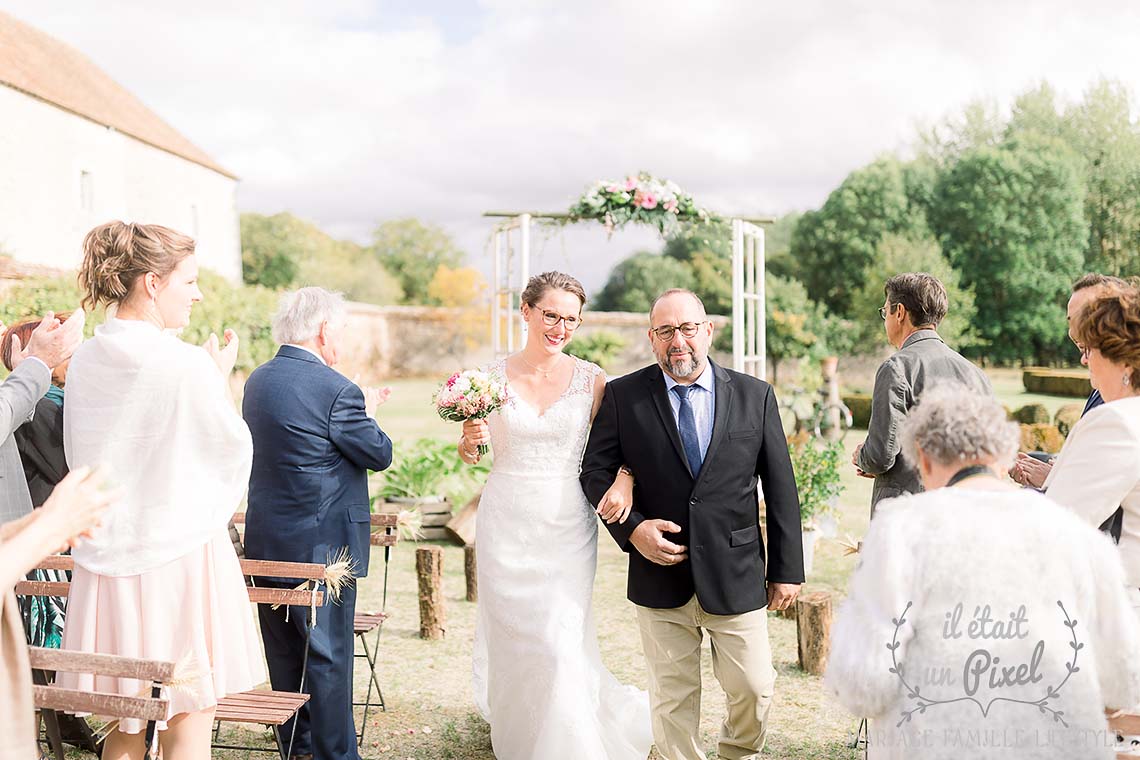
[459,271,652,759]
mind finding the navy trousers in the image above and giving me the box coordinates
[258,582,359,760]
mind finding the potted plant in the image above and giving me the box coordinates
[370,439,489,540]
[787,432,843,575]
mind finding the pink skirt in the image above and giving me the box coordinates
[59,530,266,734]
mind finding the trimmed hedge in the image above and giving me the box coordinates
[1022,367,1091,398]
[1019,423,1065,454]
[842,393,872,429]
[1012,403,1051,425]
[1054,403,1083,437]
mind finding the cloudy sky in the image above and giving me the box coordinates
[3,0,1139,289]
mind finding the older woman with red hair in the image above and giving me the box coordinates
[1045,284,1140,617]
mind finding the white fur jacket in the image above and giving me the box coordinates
[825,487,1140,759]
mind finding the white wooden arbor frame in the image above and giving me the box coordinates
[484,211,771,379]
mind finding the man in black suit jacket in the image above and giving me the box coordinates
[581,289,803,760]
[243,288,392,760]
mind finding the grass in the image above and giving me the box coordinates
[75,371,1085,759]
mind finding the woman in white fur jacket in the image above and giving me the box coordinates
[826,386,1140,759]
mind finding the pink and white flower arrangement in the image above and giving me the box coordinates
[569,172,715,236]
[433,370,510,455]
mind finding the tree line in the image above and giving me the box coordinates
[240,213,484,308]
[594,79,1140,368]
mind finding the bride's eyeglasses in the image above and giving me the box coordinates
[538,309,582,330]
[651,322,707,341]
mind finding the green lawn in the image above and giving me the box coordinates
[199,369,1084,759]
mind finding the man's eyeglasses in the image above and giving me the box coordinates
[538,309,581,330]
[878,306,891,320]
[651,321,707,341]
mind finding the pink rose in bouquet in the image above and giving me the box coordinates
[434,369,510,455]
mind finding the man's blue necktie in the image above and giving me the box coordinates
[672,384,703,478]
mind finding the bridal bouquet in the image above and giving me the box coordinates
[569,171,715,236]
[434,370,509,455]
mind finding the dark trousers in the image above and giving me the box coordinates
[258,583,359,760]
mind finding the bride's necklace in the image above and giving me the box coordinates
[519,353,564,378]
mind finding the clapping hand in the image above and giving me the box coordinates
[1010,452,1051,489]
[352,374,391,418]
[12,309,85,369]
[597,473,634,524]
[630,519,688,566]
[203,329,239,375]
[363,385,391,418]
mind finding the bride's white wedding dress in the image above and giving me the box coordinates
[472,356,653,759]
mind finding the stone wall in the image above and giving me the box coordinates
[337,303,733,382]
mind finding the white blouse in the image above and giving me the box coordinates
[1045,395,1140,589]
[64,318,252,577]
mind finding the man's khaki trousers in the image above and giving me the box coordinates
[636,596,777,760]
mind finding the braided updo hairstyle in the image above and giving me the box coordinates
[77,221,196,311]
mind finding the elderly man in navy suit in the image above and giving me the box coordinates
[243,287,392,760]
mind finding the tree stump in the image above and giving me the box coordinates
[415,546,445,639]
[464,544,478,602]
[796,591,833,675]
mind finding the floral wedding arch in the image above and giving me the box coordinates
[484,172,770,379]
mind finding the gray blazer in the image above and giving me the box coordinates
[857,330,992,512]
[0,359,51,524]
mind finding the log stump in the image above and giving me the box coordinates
[464,544,478,602]
[796,591,833,675]
[416,546,445,639]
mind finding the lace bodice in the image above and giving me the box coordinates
[485,356,602,478]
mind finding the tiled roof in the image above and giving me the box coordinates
[0,11,235,178]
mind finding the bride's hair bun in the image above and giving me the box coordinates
[78,221,195,311]
[521,271,587,309]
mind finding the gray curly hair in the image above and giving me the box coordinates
[900,384,1019,470]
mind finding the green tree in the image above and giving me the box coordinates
[763,213,801,280]
[594,252,695,313]
[662,223,732,314]
[764,275,825,386]
[239,212,302,288]
[1062,79,1140,276]
[241,212,402,305]
[917,98,1004,168]
[930,133,1086,363]
[370,219,466,305]
[789,156,931,317]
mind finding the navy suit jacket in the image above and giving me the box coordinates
[242,346,392,578]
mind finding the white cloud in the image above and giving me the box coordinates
[2,0,1138,289]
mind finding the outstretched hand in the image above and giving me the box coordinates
[629,519,688,566]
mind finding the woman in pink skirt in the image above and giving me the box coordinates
[60,221,264,759]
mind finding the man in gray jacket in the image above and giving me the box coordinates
[0,310,84,524]
[853,273,992,513]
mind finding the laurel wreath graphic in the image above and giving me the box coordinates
[888,600,1082,729]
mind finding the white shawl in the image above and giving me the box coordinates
[64,318,252,577]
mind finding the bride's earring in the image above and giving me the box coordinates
[1124,372,1132,388]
